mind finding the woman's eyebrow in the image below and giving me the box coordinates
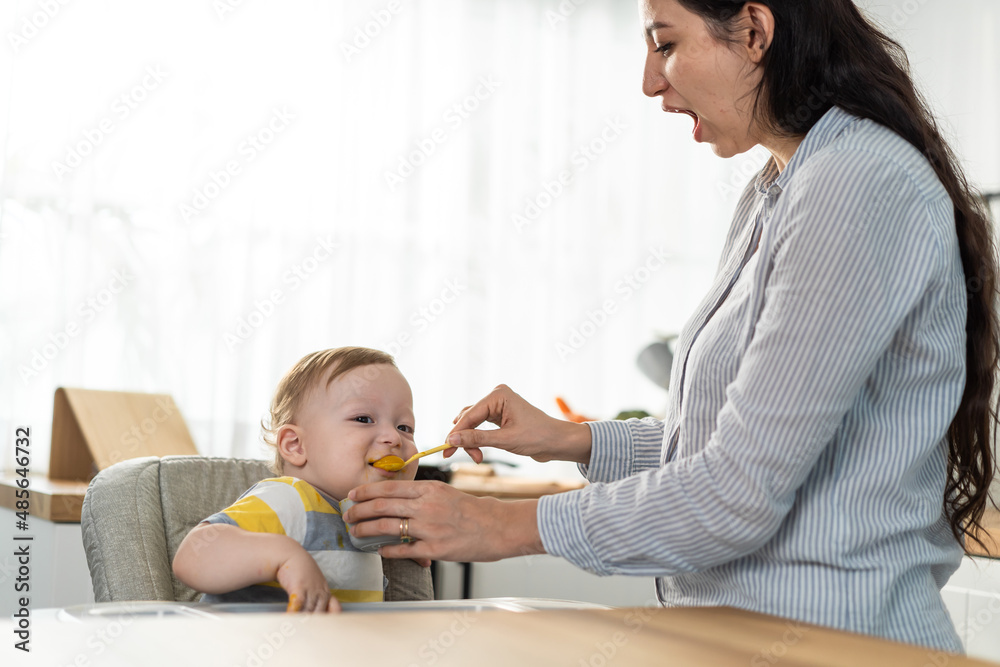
[645,21,673,36]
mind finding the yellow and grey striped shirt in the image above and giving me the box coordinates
[201,476,384,604]
[539,106,967,653]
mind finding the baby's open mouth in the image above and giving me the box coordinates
[369,455,405,472]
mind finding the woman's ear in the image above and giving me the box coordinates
[743,2,775,64]
[277,424,307,467]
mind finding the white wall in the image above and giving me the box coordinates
[860,0,1000,192]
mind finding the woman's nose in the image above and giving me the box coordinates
[641,54,665,98]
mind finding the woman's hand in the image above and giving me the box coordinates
[344,480,544,563]
[445,384,593,465]
[276,549,341,613]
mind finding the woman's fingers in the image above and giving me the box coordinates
[442,444,484,462]
[380,541,431,560]
[456,385,593,464]
[450,385,512,434]
[446,385,524,452]
[447,428,506,450]
[349,515,410,539]
[447,384,573,460]
[349,480,423,502]
[343,480,539,563]
[452,405,473,425]
[346,481,450,523]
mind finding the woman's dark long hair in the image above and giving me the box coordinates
[676,0,999,547]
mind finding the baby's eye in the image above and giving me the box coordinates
[397,424,414,434]
[353,416,373,424]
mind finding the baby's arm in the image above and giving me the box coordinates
[172,523,339,612]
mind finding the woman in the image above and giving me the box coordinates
[343,0,998,652]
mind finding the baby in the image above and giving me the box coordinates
[172,347,419,612]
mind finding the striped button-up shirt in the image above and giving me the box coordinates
[538,106,967,653]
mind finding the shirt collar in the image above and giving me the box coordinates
[753,106,859,196]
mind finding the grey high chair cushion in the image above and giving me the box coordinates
[81,455,433,604]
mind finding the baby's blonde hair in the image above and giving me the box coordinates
[262,347,397,475]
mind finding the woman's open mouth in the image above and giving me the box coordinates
[663,106,702,141]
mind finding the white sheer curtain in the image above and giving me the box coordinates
[1,0,997,478]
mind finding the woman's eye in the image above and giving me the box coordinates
[397,425,414,434]
[655,42,674,56]
[353,416,373,424]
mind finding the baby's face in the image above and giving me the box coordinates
[294,363,418,500]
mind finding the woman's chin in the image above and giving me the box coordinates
[709,137,760,160]
[710,141,739,159]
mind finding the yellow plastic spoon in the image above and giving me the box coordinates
[371,443,452,472]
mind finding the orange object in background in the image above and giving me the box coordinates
[555,396,596,423]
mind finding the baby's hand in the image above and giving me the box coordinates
[276,549,341,613]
